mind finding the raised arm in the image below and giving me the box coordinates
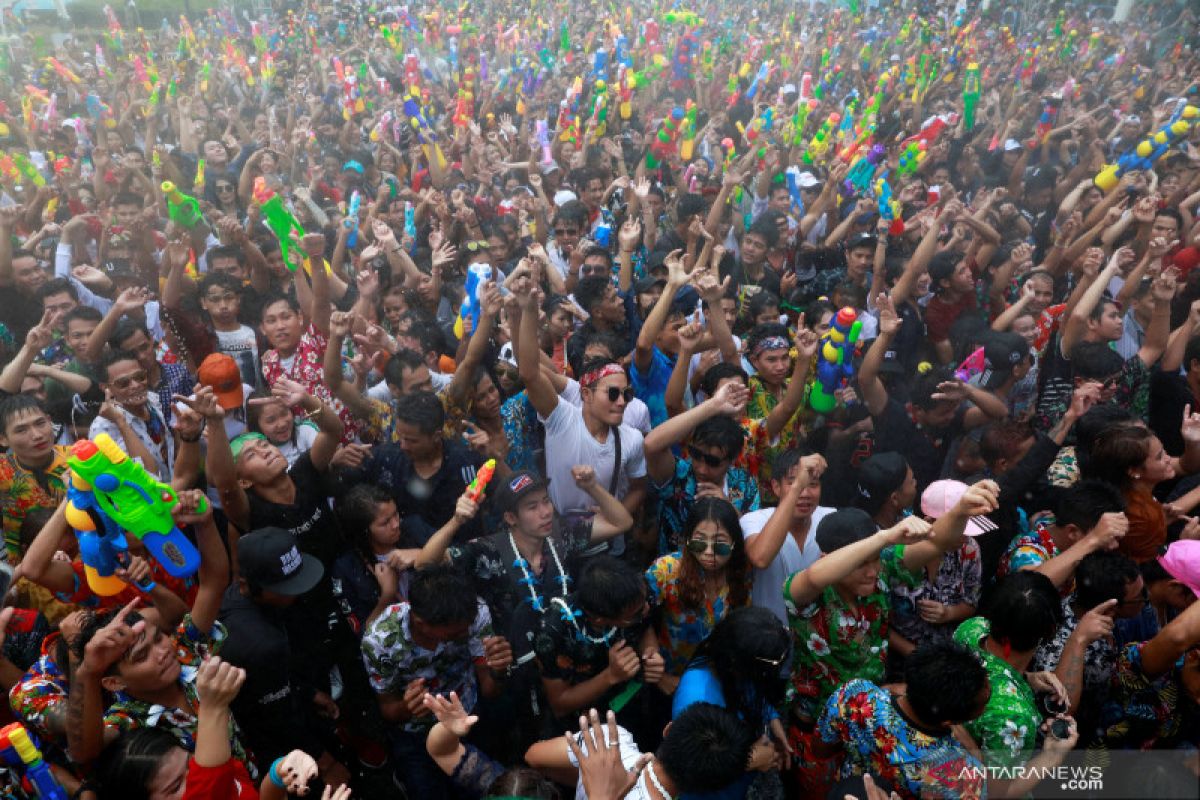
[261,378,343,472]
[644,382,749,484]
[901,481,999,570]
[634,249,687,374]
[572,466,634,542]
[445,281,503,409]
[1135,266,1177,368]
[322,311,376,419]
[859,294,900,416]
[516,271,560,418]
[188,386,251,531]
[763,327,818,439]
[1061,247,1115,358]
[744,454,825,569]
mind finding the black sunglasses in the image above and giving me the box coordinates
[690,448,728,468]
[606,386,635,403]
[686,539,734,556]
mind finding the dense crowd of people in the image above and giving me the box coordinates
[0,0,1198,797]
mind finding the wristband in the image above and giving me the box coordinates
[268,757,286,788]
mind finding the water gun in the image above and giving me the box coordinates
[0,723,66,800]
[1034,98,1058,144]
[12,152,45,187]
[454,263,492,340]
[672,32,699,89]
[846,144,886,193]
[67,435,203,591]
[617,66,634,120]
[465,459,496,503]
[45,57,80,85]
[897,139,927,177]
[402,88,447,170]
[592,48,608,82]
[131,55,152,92]
[345,191,361,248]
[645,108,685,169]
[161,182,204,229]
[253,178,307,271]
[1094,105,1198,191]
[404,53,421,89]
[746,60,771,100]
[193,158,205,193]
[876,177,904,235]
[802,112,840,165]
[404,201,417,241]
[535,119,554,164]
[66,467,152,596]
[587,81,609,139]
[679,101,699,161]
[963,63,980,131]
[809,307,862,414]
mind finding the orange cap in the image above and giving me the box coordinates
[197,353,243,411]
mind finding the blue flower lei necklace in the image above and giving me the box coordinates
[510,531,570,615]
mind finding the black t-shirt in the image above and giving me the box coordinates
[871,397,966,491]
[1150,370,1194,457]
[0,288,42,342]
[721,258,781,300]
[216,586,325,764]
[448,519,593,662]
[247,454,343,567]
[347,440,485,545]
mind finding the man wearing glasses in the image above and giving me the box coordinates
[89,349,175,480]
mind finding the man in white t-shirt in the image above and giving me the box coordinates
[516,276,646,553]
[742,448,831,623]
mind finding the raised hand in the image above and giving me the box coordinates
[423,691,479,738]
[195,656,247,709]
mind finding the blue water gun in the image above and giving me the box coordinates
[404,201,417,241]
[0,723,66,800]
[746,60,770,99]
[345,190,361,248]
[809,307,863,414]
[592,48,608,81]
[453,263,492,340]
[1094,105,1197,192]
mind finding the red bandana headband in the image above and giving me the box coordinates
[580,363,625,388]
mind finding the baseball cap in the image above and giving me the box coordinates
[979,332,1029,389]
[1158,540,1200,598]
[1003,138,1023,152]
[796,171,821,189]
[815,508,880,553]
[495,470,550,513]
[553,189,578,206]
[238,527,324,595]
[846,232,878,252]
[634,275,667,294]
[921,480,989,537]
[197,353,244,410]
[879,348,906,376]
[854,452,910,517]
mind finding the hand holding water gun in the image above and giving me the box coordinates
[66,435,203,595]
[455,265,493,339]
[465,459,497,503]
[0,723,66,800]
[345,191,362,248]
[12,153,45,187]
[1094,105,1197,192]
[809,307,863,414]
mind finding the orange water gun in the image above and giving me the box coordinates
[465,459,497,502]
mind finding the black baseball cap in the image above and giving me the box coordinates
[238,528,324,596]
[979,332,1029,389]
[815,508,880,554]
[846,232,878,252]
[853,452,910,517]
[495,470,550,513]
[879,347,906,375]
[634,275,667,295]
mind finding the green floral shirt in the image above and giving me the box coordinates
[783,545,921,721]
[953,616,1040,767]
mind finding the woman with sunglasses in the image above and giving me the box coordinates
[205,177,245,221]
[671,607,792,799]
[645,497,751,695]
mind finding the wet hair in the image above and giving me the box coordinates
[904,640,988,724]
[979,571,1064,654]
[676,192,707,221]
[1083,426,1155,490]
[383,349,427,389]
[552,199,589,229]
[199,270,244,297]
[690,606,789,731]
[576,555,646,619]
[112,192,142,209]
[485,768,560,800]
[1072,341,1124,381]
[1074,406,1138,475]
[979,420,1036,468]
[408,564,477,626]
[677,497,750,610]
[745,290,778,320]
[63,305,103,330]
[699,362,749,398]
[656,703,754,795]
[691,416,746,462]
[770,445,816,485]
[575,275,614,315]
[1087,298,1120,324]
[337,484,398,565]
[1075,551,1140,611]
[1054,480,1126,534]
[393,390,445,435]
[111,318,152,351]
[259,292,301,320]
[72,606,147,675]
[93,727,181,800]
[911,365,955,411]
[37,277,79,303]
[99,349,142,383]
[207,244,245,268]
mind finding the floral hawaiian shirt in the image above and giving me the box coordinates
[997,521,1060,581]
[953,617,1040,767]
[0,446,70,563]
[261,322,356,442]
[783,545,921,721]
[1097,639,1184,749]
[499,392,540,474]
[746,377,807,499]
[646,553,748,674]
[818,679,987,800]
[653,458,760,554]
[10,630,69,752]
[104,616,254,776]
[361,600,491,733]
[890,539,982,648]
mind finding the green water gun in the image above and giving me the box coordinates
[963,63,981,131]
[161,181,203,229]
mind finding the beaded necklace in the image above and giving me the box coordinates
[509,531,570,614]
[640,760,673,800]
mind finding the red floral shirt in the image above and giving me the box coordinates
[261,322,357,442]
